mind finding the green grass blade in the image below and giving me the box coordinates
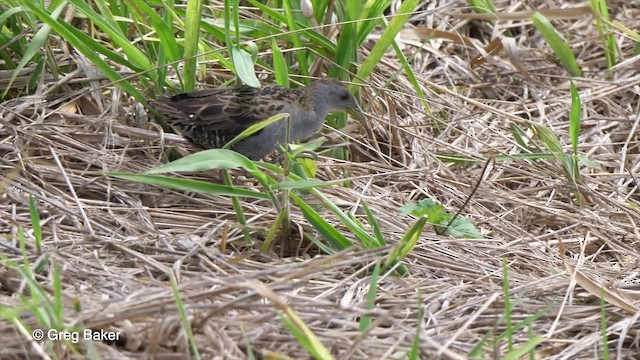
[4,1,62,96]
[261,208,287,251]
[383,216,426,271]
[290,192,352,250]
[138,148,281,206]
[509,123,530,151]
[183,0,203,91]
[169,272,201,360]
[502,257,513,351]
[362,200,386,248]
[408,292,423,360]
[590,0,616,69]
[129,0,182,63]
[353,0,420,89]
[358,261,380,331]
[391,38,430,114]
[244,0,337,52]
[279,309,334,360]
[607,20,640,43]
[308,189,378,247]
[470,0,496,14]
[282,0,309,78]
[221,169,252,244]
[306,233,338,255]
[22,1,146,102]
[569,79,581,156]
[61,21,141,70]
[28,195,42,253]
[67,0,155,73]
[357,0,393,46]
[0,7,25,31]
[330,2,356,80]
[600,289,610,359]
[501,336,544,360]
[271,179,335,190]
[52,264,63,326]
[109,173,271,199]
[531,12,582,77]
[532,123,564,163]
[93,0,121,28]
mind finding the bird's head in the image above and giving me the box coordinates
[306,79,365,121]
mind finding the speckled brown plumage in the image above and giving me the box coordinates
[149,79,363,160]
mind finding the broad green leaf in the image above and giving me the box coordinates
[272,39,289,87]
[232,46,261,87]
[577,154,599,168]
[144,149,257,174]
[443,216,484,239]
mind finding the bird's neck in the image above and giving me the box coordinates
[275,91,326,141]
[301,87,332,120]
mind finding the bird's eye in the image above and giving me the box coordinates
[340,92,349,100]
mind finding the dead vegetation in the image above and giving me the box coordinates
[1,1,640,359]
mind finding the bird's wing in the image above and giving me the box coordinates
[149,85,294,149]
[152,86,290,130]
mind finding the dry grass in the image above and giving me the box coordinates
[2,1,640,359]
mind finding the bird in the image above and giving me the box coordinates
[149,79,364,160]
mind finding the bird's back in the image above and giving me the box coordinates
[149,85,297,149]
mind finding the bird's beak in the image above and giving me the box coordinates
[347,106,365,121]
